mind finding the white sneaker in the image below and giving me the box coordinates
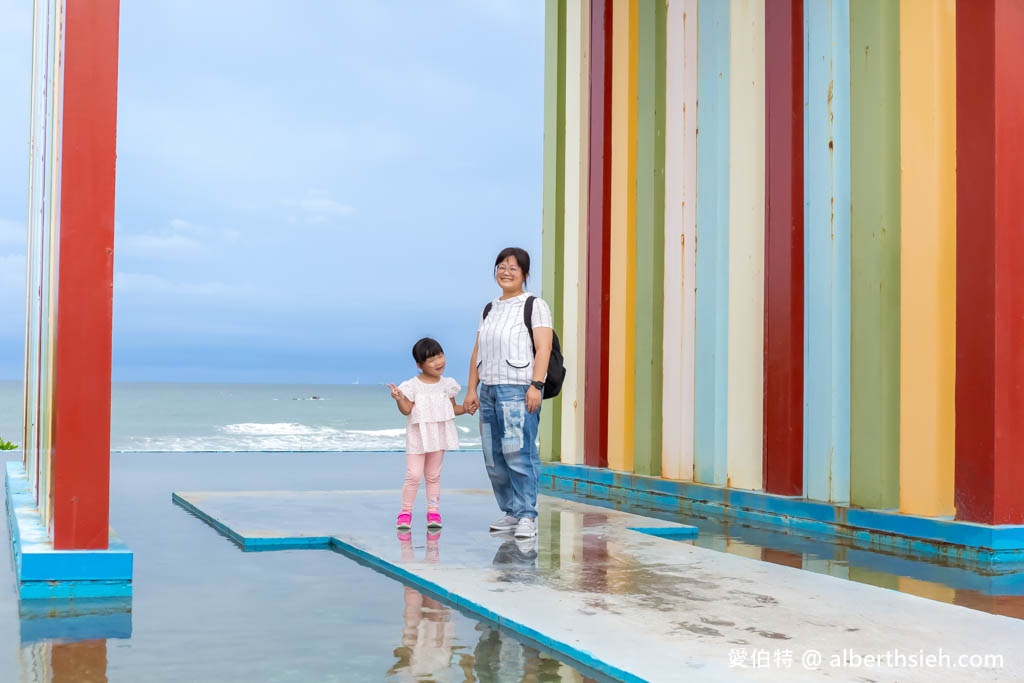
[489,514,519,531]
[514,517,537,538]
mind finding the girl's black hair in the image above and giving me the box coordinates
[494,247,530,279]
[412,337,445,365]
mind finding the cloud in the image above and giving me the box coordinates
[119,232,203,255]
[285,194,355,225]
[168,218,202,234]
[116,217,244,259]
[115,271,249,299]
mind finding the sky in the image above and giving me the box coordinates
[0,0,545,385]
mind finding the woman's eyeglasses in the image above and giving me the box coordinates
[495,265,521,274]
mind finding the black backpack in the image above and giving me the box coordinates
[482,296,566,399]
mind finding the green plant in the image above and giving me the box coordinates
[0,437,18,451]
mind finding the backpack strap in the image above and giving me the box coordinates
[524,296,536,354]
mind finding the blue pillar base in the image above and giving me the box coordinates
[5,461,133,599]
[541,463,1024,565]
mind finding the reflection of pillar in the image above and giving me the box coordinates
[953,592,1024,621]
[580,513,608,592]
[538,506,561,572]
[20,640,109,683]
[24,0,120,549]
[760,547,802,570]
[52,641,108,683]
[954,0,1024,525]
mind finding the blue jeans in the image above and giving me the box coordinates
[479,384,541,520]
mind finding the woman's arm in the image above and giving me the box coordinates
[464,335,480,414]
[526,327,553,413]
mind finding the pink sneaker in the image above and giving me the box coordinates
[396,511,412,529]
[426,511,442,529]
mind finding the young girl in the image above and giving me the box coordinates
[387,337,467,530]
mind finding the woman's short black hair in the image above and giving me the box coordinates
[494,247,531,279]
[412,337,445,364]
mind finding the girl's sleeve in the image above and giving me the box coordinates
[397,380,415,401]
[447,377,461,398]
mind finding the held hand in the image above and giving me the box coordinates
[386,383,404,401]
[526,386,542,413]
[464,390,479,415]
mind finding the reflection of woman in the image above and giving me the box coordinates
[463,248,553,540]
[387,587,455,681]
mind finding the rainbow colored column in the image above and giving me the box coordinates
[954,0,1024,525]
[537,0,1024,531]
[22,0,120,550]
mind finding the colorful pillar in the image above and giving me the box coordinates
[607,0,637,473]
[632,0,665,477]
[693,0,730,486]
[49,0,120,550]
[660,0,697,482]
[803,0,851,505]
[954,0,1024,525]
[726,0,765,492]
[559,0,589,466]
[849,0,901,510]
[763,0,804,496]
[541,0,567,463]
[898,0,956,517]
[584,0,612,469]
[8,0,130,600]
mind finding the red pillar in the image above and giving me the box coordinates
[51,0,120,549]
[955,0,1024,525]
[763,0,804,496]
[584,0,612,469]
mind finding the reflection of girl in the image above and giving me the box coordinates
[387,587,455,681]
[463,248,553,541]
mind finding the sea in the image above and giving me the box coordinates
[0,380,481,453]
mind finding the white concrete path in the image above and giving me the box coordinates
[173,489,1024,682]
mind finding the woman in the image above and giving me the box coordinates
[463,247,553,539]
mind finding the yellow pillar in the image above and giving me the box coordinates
[607,0,638,472]
[898,0,956,517]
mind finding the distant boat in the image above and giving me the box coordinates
[353,377,360,385]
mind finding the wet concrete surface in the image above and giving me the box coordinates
[175,487,1024,682]
[2,452,604,683]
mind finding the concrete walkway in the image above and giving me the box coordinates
[173,488,1024,683]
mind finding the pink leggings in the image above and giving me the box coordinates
[401,450,444,511]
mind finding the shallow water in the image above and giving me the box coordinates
[0,452,604,683]
[562,493,1024,621]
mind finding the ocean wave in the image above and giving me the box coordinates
[221,422,341,436]
[112,422,481,453]
[346,428,406,438]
